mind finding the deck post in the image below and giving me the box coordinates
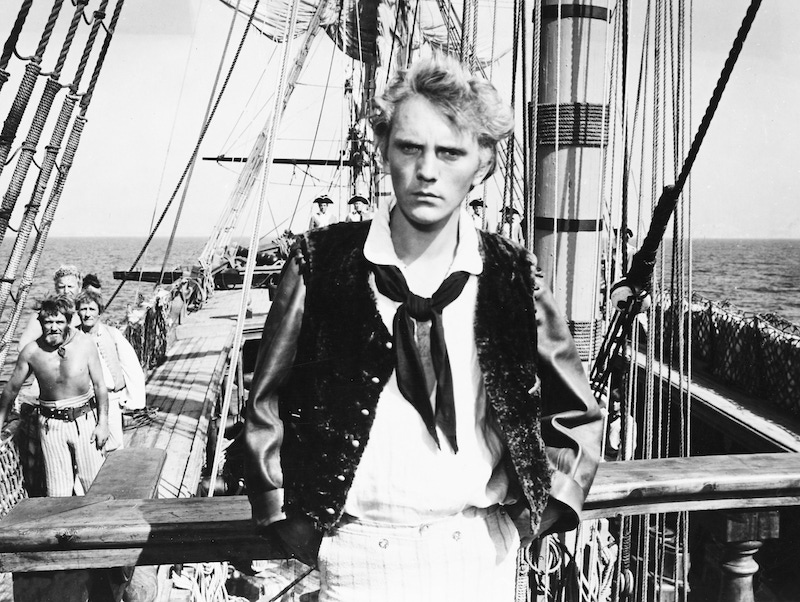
[708,510,779,602]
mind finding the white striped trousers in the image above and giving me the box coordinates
[38,411,105,497]
[317,506,520,602]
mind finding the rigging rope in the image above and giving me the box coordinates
[0,0,110,319]
[157,0,246,287]
[0,0,62,176]
[208,0,302,500]
[0,0,78,243]
[106,0,264,309]
[0,0,34,75]
[0,0,126,368]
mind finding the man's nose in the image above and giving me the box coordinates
[416,150,438,181]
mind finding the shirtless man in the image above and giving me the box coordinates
[0,295,109,497]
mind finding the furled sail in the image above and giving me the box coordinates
[217,0,512,66]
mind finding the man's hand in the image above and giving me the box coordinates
[271,516,322,567]
[91,421,109,450]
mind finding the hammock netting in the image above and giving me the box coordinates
[655,294,800,416]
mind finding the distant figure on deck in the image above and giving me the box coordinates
[82,273,102,294]
[245,54,601,600]
[14,265,85,496]
[0,295,109,497]
[76,289,146,452]
[468,197,485,229]
[345,194,371,222]
[309,195,338,230]
[498,205,525,245]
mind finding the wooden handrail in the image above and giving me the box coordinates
[1,452,799,572]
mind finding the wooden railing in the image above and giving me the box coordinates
[1,451,799,601]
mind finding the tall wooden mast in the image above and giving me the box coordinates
[533,0,612,362]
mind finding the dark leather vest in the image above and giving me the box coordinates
[281,221,551,531]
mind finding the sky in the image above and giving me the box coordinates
[0,0,798,241]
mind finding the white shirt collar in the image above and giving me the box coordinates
[363,198,483,277]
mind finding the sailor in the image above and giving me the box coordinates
[498,205,524,245]
[0,295,109,497]
[14,264,85,497]
[76,289,146,452]
[245,54,601,600]
[308,194,338,230]
[468,197,485,229]
[345,194,371,223]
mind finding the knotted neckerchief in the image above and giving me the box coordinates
[372,264,470,452]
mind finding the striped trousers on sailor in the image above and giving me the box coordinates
[38,411,105,497]
[317,506,520,602]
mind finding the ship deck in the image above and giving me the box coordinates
[124,287,271,500]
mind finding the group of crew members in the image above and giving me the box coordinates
[0,266,145,498]
[310,193,526,245]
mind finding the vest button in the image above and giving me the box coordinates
[385,341,393,349]
[361,408,369,416]
[326,507,335,515]
[336,474,345,481]
[371,376,380,384]
[351,439,360,448]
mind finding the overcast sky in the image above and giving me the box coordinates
[0,0,798,240]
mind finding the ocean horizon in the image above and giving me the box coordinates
[1,236,799,327]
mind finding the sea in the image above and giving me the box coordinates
[1,236,799,330]
[0,237,207,327]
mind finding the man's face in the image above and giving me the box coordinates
[353,200,365,213]
[386,96,489,232]
[318,203,328,214]
[77,301,100,330]
[41,313,68,348]
[54,275,80,297]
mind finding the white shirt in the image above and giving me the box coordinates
[343,200,509,524]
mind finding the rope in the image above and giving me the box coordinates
[208,0,302,500]
[35,0,66,59]
[525,2,541,248]
[0,0,34,71]
[106,0,264,309]
[0,0,110,319]
[0,0,124,368]
[0,0,90,248]
[157,0,245,287]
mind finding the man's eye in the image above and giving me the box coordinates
[398,143,419,154]
[440,149,462,160]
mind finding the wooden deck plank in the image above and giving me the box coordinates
[155,337,230,498]
[86,448,166,500]
[177,340,230,497]
[119,289,250,502]
[126,339,198,449]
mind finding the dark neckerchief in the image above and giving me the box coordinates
[371,264,469,452]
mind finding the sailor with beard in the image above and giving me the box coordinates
[0,295,110,497]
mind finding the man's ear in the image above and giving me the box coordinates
[471,149,493,187]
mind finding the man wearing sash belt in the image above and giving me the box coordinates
[1,295,109,497]
[245,54,602,600]
[76,289,146,452]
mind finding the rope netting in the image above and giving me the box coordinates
[0,434,27,519]
[655,294,800,416]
